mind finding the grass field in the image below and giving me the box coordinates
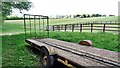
[1,16,119,67]
[2,32,119,66]
[2,16,118,34]
[49,16,118,25]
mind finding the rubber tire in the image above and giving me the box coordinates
[40,47,54,68]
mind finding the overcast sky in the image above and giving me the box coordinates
[12,0,120,16]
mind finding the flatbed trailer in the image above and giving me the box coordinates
[24,14,120,68]
[26,38,119,68]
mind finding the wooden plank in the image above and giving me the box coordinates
[105,26,120,28]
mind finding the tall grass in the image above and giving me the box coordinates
[2,34,41,67]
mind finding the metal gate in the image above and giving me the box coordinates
[24,14,49,39]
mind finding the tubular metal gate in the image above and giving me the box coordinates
[24,14,49,39]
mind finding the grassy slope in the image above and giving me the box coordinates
[50,16,118,25]
[2,22,24,33]
[2,16,118,33]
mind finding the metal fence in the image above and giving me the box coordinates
[24,14,49,39]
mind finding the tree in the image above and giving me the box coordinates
[95,14,100,17]
[91,14,95,17]
[109,15,115,16]
[103,14,106,17]
[75,14,81,18]
[2,1,32,18]
[82,14,87,18]
[87,14,90,18]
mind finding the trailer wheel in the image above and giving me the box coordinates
[40,47,54,67]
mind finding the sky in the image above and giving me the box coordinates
[12,0,120,16]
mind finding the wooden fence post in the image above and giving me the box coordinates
[80,24,82,32]
[91,23,93,32]
[58,25,60,31]
[65,25,67,31]
[57,25,58,31]
[115,21,117,24]
[61,25,63,30]
[106,21,107,24]
[72,24,74,32]
[110,21,111,24]
[103,24,106,32]
[53,26,54,31]
[77,23,78,27]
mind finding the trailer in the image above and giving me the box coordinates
[24,14,120,68]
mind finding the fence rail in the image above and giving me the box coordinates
[52,21,119,33]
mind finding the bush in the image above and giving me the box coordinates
[109,15,115,16]
[5,16,23,20]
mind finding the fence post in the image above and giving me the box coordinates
[24,14,26,40]
[53,26,54,31]
[59,25,60,30]
[65,25,67,31]
[105,21,107,24]
[34,16,36,38]
[110,21,111,24]
[80,24,82,32]
[61,25,63,30]
[91,23,93,32]
[77,23,78,27]
[58,25,60,31]
[115,21,117,24]
[103,24,106,32]
[72,24,74,32]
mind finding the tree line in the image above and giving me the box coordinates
[5,14,115,20]
[73,14,115,18]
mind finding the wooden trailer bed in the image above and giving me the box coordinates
[26,38,120,68]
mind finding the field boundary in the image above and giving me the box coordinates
[52,21,119,33]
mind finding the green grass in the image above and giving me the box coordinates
[50,16,118,25]
[2,31,119,67]
[49,32,119,52]
[1,16,118,34]
[1,16,119,67]
[2,34,41,67]
[2,22,24,33]
[25,31,119,52]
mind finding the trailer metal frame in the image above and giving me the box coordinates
[24,14,49,39]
